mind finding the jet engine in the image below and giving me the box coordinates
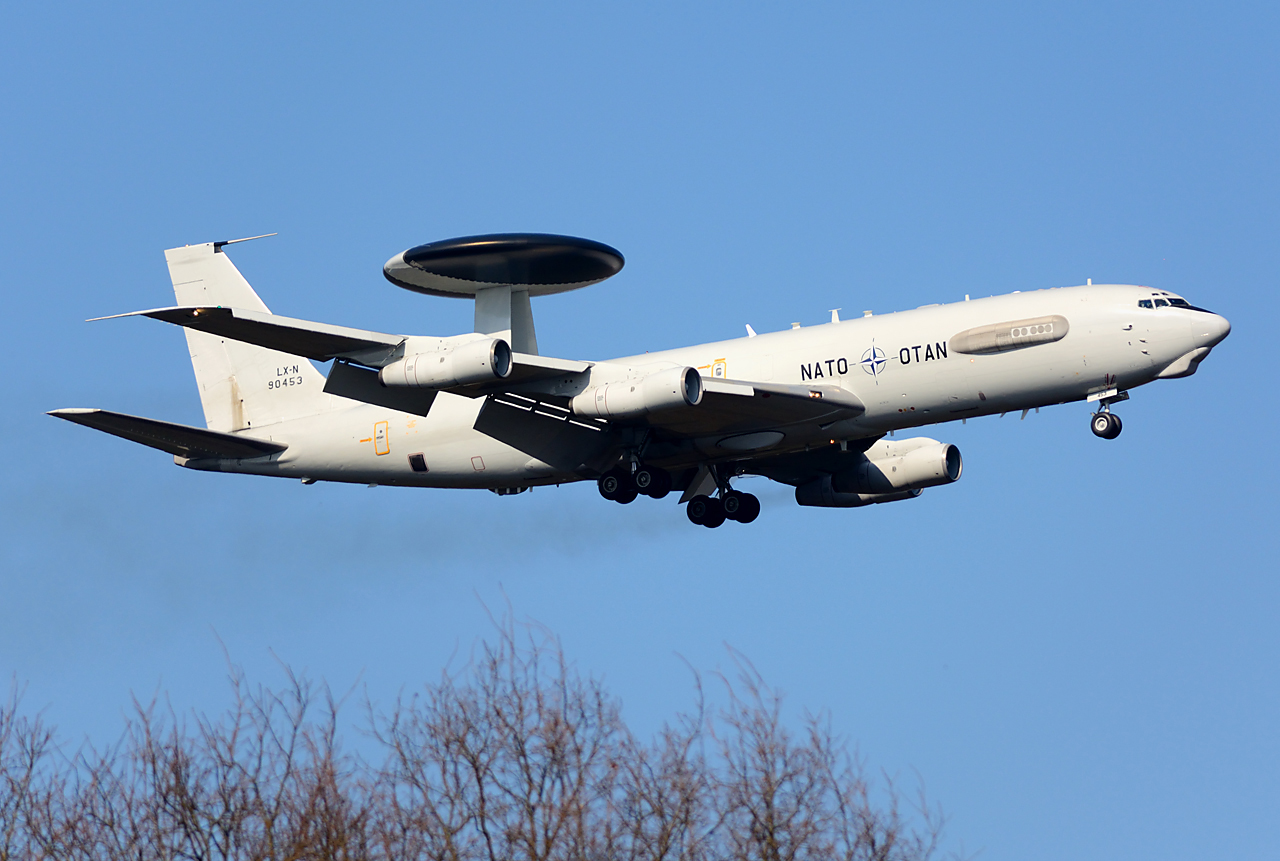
[795,478,922,508]
[379,337,513,389]
[831,441,962,494]
[794,437,962,507]
[570,366,703,420]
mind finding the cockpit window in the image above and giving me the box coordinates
[1139,295,1215,313]
[1169,297,1215,313]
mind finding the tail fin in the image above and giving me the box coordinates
[165,241,328,431]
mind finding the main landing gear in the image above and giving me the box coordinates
[597,463,673,504]
[686,466,760,528]
[686,489,760,528]
[597,462,761,527]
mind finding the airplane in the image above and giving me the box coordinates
[49,233,1231,528]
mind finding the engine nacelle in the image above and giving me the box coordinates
[832,442,962,495]
[795,476,922,508]
[570,366,703,420]
[379,338,512,389]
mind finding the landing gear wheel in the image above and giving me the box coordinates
[634,466,673,499]
[722,491,762,524]
[1090,412,1122,440]
[615,487,638,504]
[686,495,725,528]
[687,495,711,525]
[598,468,634,501]
[701,497,726,528]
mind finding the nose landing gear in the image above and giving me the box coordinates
[1090,410,1123,439]
[1087,388,1128,440]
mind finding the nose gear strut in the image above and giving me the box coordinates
[1088,389,1128,440]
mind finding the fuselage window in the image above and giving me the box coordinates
[1138,299,1153,309]
[1154,298,1169,307]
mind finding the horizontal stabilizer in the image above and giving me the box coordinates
[48,409,288,459]
[100,306,404,366]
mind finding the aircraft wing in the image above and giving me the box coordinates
[481,378,864,445]
[48,409,287,459]
[109,306,592,391]
[99,306,405,366]
[643,378,865,438]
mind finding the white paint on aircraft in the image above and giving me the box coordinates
[49,238,1232,527]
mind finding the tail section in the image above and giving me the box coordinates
[165,241,328,431]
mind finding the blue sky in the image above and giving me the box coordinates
[3,3,1278,858]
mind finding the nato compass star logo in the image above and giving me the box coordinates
[859,346,886,382]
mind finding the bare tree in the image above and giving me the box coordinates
[372,618,628,861]
[1,624,952,861]
[0,686,60,861]
[710,652,945,861]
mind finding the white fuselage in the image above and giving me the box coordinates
[185,284,1228,488]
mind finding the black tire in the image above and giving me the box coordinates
[633,468,651,492]
[598,468,634,501]
[1106,414,1123,439]
[687,494,711,525]
[654,474,673,499]
[722,490,746,520]
[615,487,638,504]
[634,465,672,498]
[736,493,761,524]
[1091,413,1112,438]
[701,497,726,528]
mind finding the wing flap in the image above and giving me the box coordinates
[48,409,287,459]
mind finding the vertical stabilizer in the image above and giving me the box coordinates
[165,242,328,431]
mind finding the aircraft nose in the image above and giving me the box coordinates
[1196,313,1231,348]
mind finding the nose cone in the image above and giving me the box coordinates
[1196,313,1231,349]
